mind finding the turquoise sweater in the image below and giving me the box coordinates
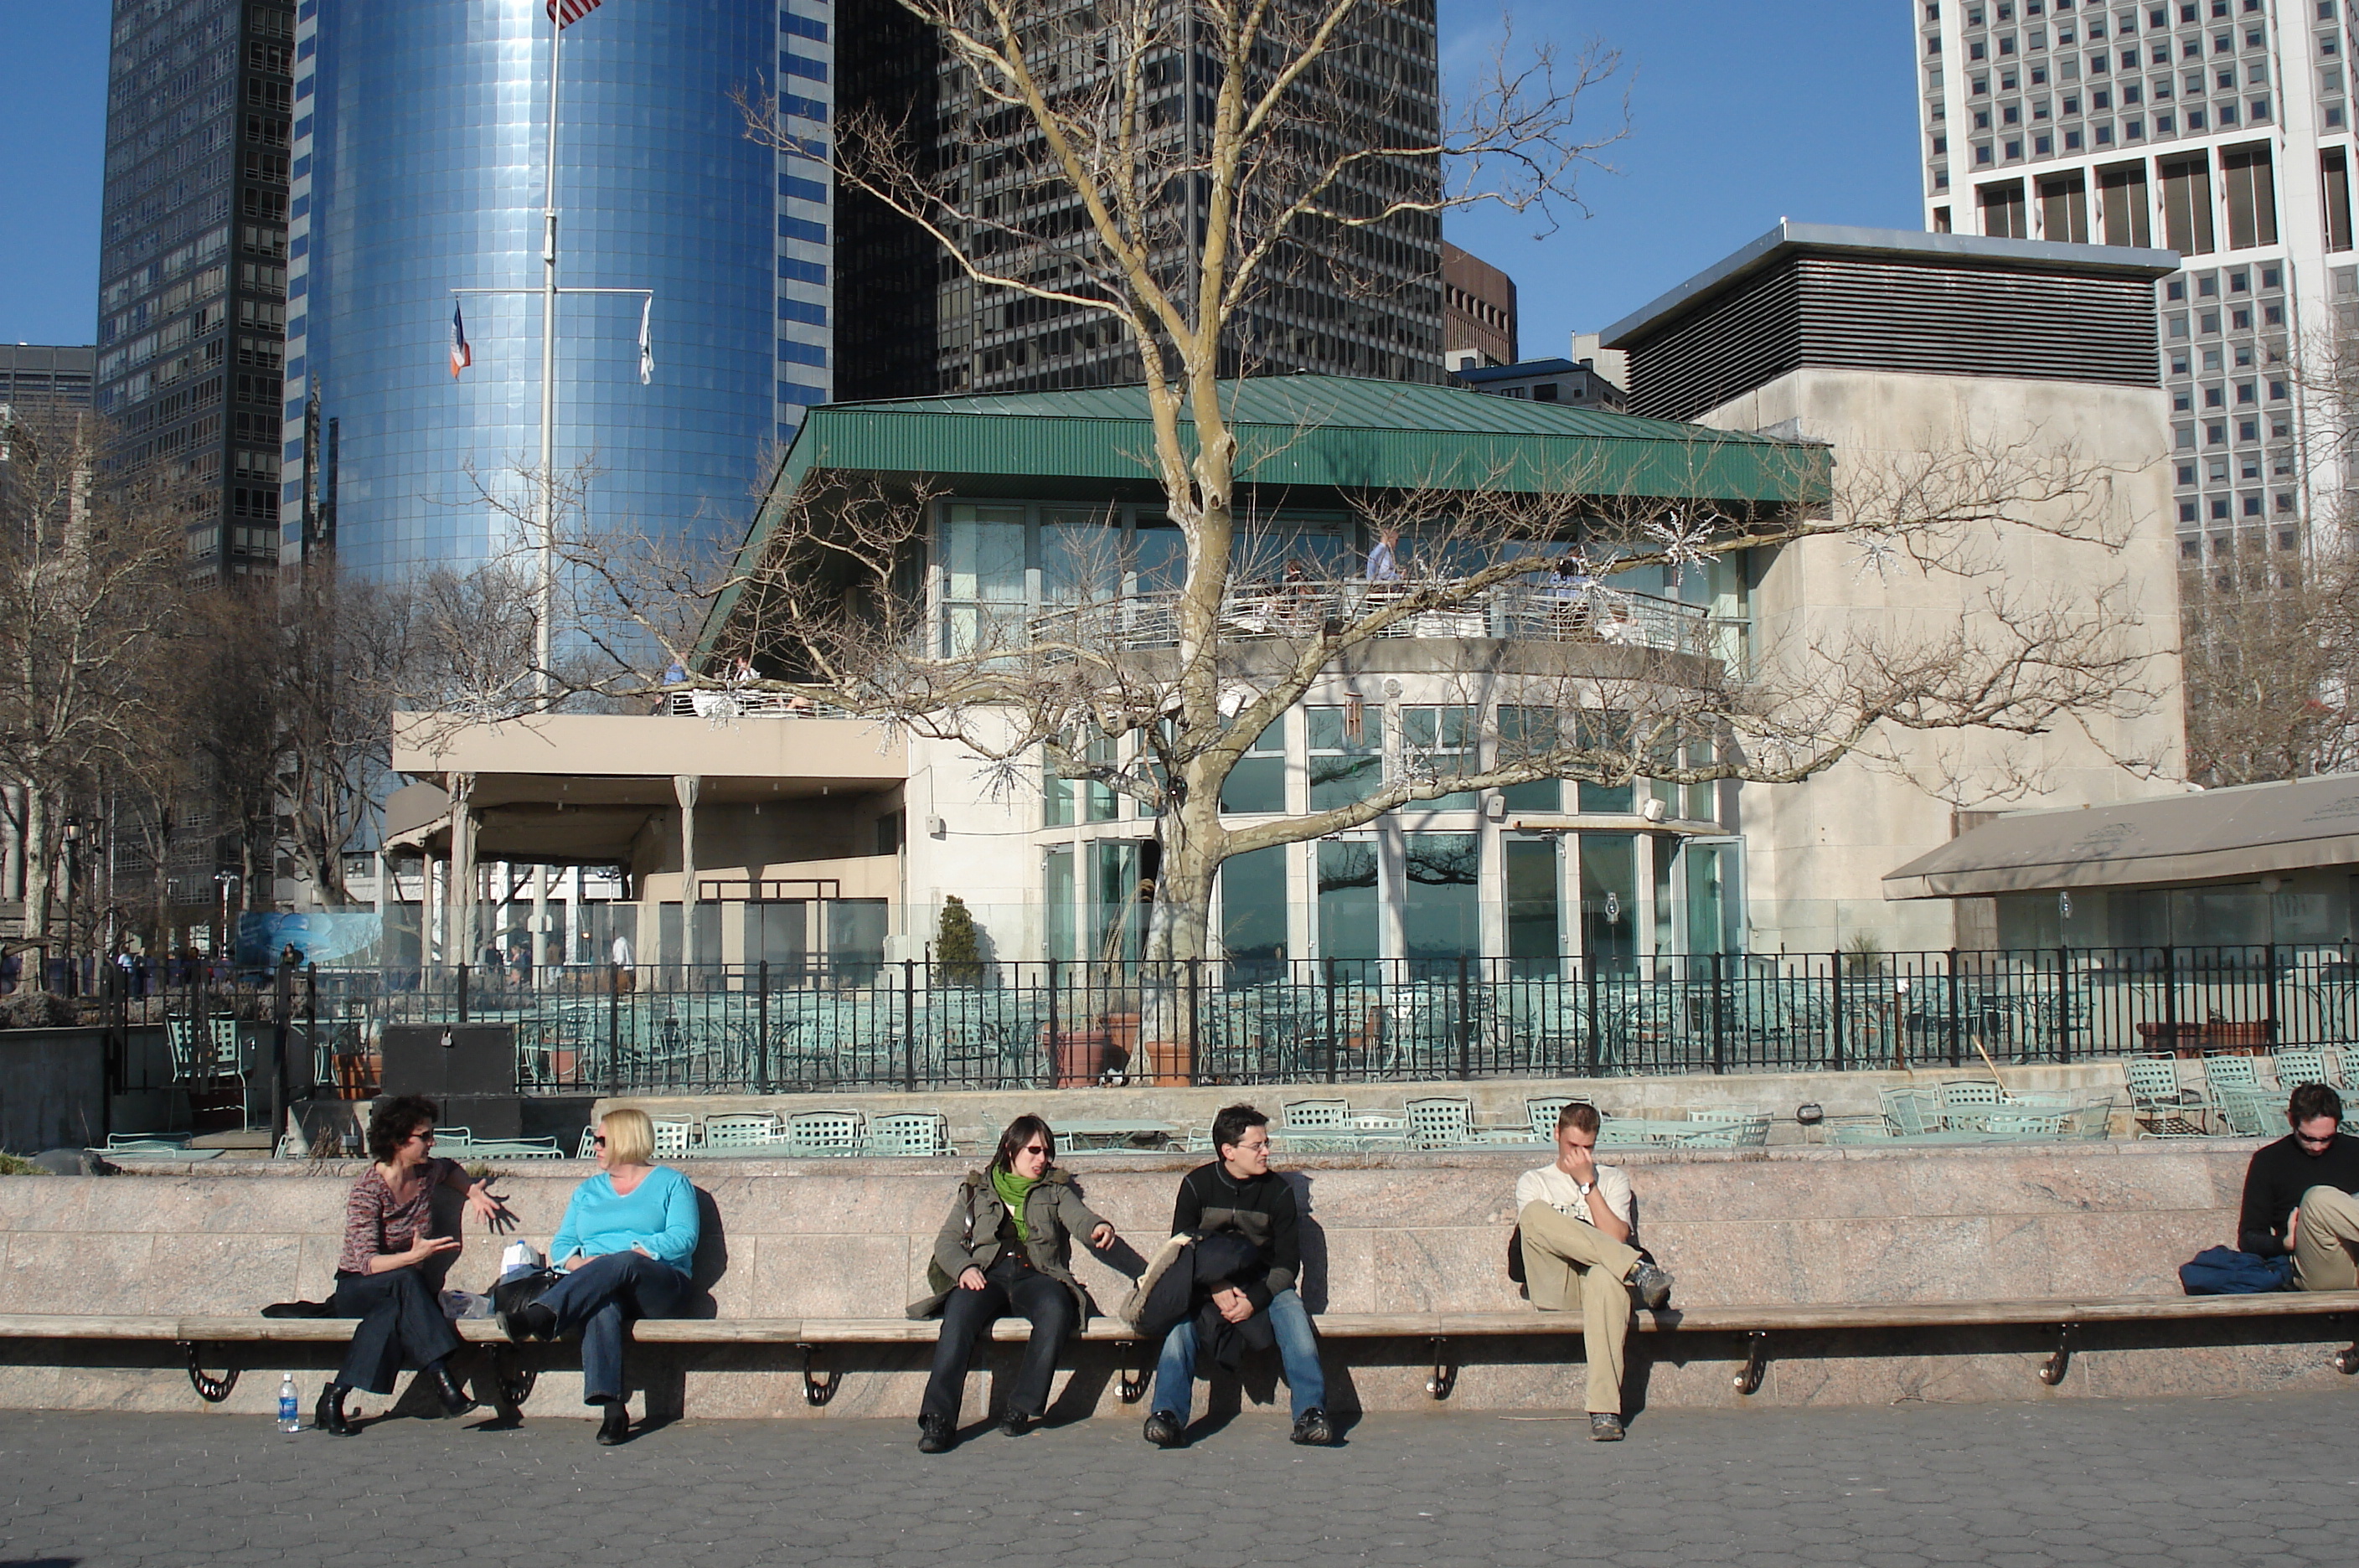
[550,1166,699,1273]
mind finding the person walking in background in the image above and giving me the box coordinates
[501,1107,699,1446]
[317,1095,513,1436]
[1513,1101,1676,1442]
[907,1115,1117,1452]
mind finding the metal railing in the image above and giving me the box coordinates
[124,945,2359,1098]
[1025,576,1743,663]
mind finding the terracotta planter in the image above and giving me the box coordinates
[1049,1030,1128,1087]
[1133,1036,1191,1086]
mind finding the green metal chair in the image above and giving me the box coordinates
[784,1109,865,1158]
[1406,1096,1474,1149]
[862,1112,954,1158]
[2269,1047,2331,1091]
[2123,1055,2207,1137]
[1877,1085,1941,1137]
[1938,1081,2003,1132]
[2212,1083,2282,1138]
[700,1112,785,1151]
[1279,1098,1358,1153]
[649,1117,695,1157]
[1524,1096,1578,1141]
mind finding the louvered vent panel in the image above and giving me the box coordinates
[1627,255,2160,423]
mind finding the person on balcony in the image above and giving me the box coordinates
[1364,525,1401,583]
[1513,1101,1676,1442]
[2237,1082,2359,1288]
[317,1094,513,1436]
[1142,1104,1335,1448]
[908,1115,1117,1452]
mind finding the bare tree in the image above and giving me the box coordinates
[2178,546,2359,786]
[0,405,194,946]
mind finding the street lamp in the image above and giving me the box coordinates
[214,869,240,970]
[61,820,80,998]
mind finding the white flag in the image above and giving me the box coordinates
[637,296,653,385]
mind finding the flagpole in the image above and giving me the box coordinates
[536,13,561,703]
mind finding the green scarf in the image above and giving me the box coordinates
[990,1167,1040,1243]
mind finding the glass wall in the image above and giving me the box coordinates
[1317,841,1381,960]
[288,0,802,591]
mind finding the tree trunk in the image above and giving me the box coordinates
[22,787,49,951]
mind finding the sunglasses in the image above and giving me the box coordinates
[593,1135,608,1148]
[1018,1143,1050,1156]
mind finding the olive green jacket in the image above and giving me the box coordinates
[905,1167,1109,1320]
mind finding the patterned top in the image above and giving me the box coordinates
[338,1157,460,1276]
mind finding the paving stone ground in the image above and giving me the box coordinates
[2,1390,2353,1568]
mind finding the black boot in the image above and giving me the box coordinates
[595,1400,632,1446]
[315,1382,354,1436]
[426,1360,475,1417]
[916,1412,953,1453]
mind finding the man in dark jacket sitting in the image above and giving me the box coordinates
[2236,1082,2359,1289]
[1143,1103,1334,1448]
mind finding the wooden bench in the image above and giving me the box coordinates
[9,1290,2359,1412]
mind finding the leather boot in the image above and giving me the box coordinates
[595,1400,632,1446]
[315,1382,354,1436]
[427,1361,475,1417]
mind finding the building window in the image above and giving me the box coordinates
[2181,503,2200,523]
[2220,143,2279,247]
[2323,147,2354,250]
[1980,178,2031,235]
[1308,705,1384,811]
[2098,162,2154,249]
[2039,169,2090,239]
[2161,152,2216,253]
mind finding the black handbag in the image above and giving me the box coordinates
[491,1266,564,1339]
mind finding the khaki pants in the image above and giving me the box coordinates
[1518,1200,1641,1415]
[2294,1185,2359,1291]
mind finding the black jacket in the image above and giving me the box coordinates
[1128,1230,1277,1375]
[1170,1160,1301,1310]
[2237,1132,2359,1256]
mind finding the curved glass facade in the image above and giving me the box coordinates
[284,0,833,578]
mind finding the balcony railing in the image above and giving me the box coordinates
[1025,577,1744,664]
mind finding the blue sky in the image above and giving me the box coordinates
[0,2,1922,355]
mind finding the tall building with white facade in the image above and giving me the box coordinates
[1916,0,2353,563]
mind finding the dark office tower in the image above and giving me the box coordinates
[94,0,295,583]
[838,0,1444,396]
[0,348,98,413]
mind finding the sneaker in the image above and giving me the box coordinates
[1289,1408,1336,1446]
[916,1414,953,1454]
[1628,1261,1675,1313]
[1143,1409,1186,1448]
[1588,1411,1625,1442]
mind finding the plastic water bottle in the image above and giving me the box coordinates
[277,1374,301,1433]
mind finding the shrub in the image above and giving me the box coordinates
[936,895,984,984]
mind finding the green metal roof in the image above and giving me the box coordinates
[711,375,1829,643]
[776,374,1823,500]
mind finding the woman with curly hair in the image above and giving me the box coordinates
[318,1094,512,1435]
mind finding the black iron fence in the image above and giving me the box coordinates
[126,945,2359,1097]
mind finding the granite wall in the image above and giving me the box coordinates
[0,1138,2346,1423]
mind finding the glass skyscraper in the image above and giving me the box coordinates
[95,0,297,581]
[284,0,833,577]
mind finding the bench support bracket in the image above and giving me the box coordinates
[489,1346,535,1411]
[1732,1331,1768,1396]
[797,1343,837,1407]
[180,1343,236,1404]
[1425,1336,1454,1400]
[1116,1345,1149,1404]
[2335,1340,2359,1375]
[2039,1322,2077,1386]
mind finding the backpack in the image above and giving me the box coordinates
[2177,1245,2294,1295]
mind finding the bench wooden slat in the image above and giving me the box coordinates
[3,1291,2354,1349]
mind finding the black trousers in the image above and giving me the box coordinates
[330,1266,461,1396]
[537,1250,690,1406]
[920,1261,1078,1425]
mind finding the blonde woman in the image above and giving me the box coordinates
[503,1107,699,1445]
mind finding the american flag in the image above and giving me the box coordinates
[547,0,603,27]
[449,302,472,379]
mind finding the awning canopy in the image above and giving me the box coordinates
[1882,774,2359,899]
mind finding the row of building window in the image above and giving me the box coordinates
[1949,142,2333,254]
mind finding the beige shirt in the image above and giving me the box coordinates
[1516,1161,1635,1239]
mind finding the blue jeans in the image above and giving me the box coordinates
[538,1250,689,1406]
[1150,1286,1324,1422]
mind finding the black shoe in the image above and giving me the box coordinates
[1628,1261,1675,1313]
[595,1401,632,1446]
[1589,1411,1625,1442]
[1289,1408,1336,1446]
[1000,1410,1036,1437]
[916,1413,954,1454]
[501,1301,558,1344]
[428,1363,475,1417]
[1143,1410,1185,1448]
[315,1382,354,1436]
